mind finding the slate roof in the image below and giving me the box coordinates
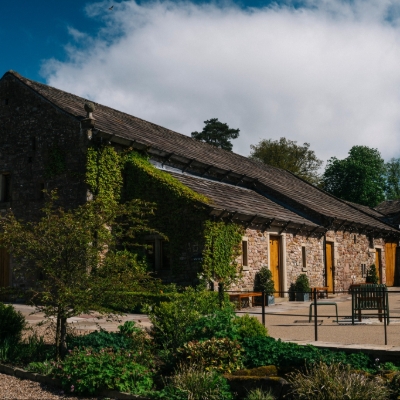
[4,70,399,234]
[343,200,385,219]
[375,200,400,216]
[167,171,318,228]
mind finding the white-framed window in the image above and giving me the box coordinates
[242,238,248,267]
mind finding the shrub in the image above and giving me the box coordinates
[241,337,373,372]
[148,287,222,350]
[53,347,154,395]
[163,364,233,400]
[11,333,53,364]
[0,303,26,346]
[245,388,275,400]
[254,266,275,297]
[287,362,390,400]
[294,274,310,293]
[233,314,268,340]
[177,338,243,373]
[67,330,131,351]
[366,264,379,284]
[27,360,54,375]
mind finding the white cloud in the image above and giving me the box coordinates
[42,0,400,164]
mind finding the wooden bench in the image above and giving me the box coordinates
[310,286,329,300]
[229,292,262,310]
[309,302,338,322]
[351,284,389,325]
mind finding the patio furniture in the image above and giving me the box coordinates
[229,292,262,310]
[309,302,338,322]
[351,284,389,324]
[310,286,329,300]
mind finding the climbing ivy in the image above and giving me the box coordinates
[85,146,244,285]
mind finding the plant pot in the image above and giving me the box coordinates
[295,292,310,302]
[267,295,275,306]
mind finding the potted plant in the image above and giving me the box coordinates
[289,282,296,301]
[254,266,275,306]
[366,264,379,284]
[295,273,310,301]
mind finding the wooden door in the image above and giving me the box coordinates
[0,247,9,287]
[376,248,382,284]
[269,236,281,297]
[325,242,334,292]
[385,243,397,286]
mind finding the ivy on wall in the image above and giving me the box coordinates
[45,146,66,178]
[85,146,243,285]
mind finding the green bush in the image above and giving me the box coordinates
[366,264,379,284]
[177,338,243,373]
[287,362,390,400]
[54,347,154,395]
[27,360,54,375]
[294,274,310,293]
[10,333,53,365]
[67,330,131,351]
[161,364,233,400]
[148,287,222,350]
[0,303,26,346]
[233,314,268,340]
[242,337,373,372]
[254,266,275,297]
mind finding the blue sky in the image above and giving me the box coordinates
[2,0,400,163]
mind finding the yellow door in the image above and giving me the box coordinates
[269,236,280,297]
[0,247,9,287]
[385,243,397,286]
[376,249,382,284]
[325,242,334,292]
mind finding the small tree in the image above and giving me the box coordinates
[366,264,379,284]
[254,266,275,296]
[191,118,240,151]
[0,191,159,359]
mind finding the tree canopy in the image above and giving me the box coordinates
[0,191,160,359]
[385,158,400,200]
[322,145,386,207]
[191,118,240,151]
[249,137,323,185]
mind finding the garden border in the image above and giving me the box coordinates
[0,363,150,400]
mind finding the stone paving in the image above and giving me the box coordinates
[10,288,400,353]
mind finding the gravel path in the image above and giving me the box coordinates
[0,373,100,400]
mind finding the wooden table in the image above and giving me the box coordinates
[229,292,262,310]
[310,287,329,300]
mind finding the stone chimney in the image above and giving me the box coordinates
[81,101,96,139]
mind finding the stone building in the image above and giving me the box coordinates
[0,70,399,295]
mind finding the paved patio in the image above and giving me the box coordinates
[10,288,400,351]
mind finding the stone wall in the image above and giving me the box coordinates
[0,75,88,286]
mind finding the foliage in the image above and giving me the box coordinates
[53,347,154,395]
[241,337,373,372]
[249,137,323,185]
[0,190,158,359]
[254,266,275,296]
[385,158,400,200]
[245,389,275,400]
[147,287,222,351]
[322,145,386,207]
[287,362,390,400]
[191,118,240,151]
[294,274,310,293]
[232,314,268,340]
[177,338,244,373]
[366,264,379,284]
[67,330,131,352]
[161,364,233,400]
[201,220,244,303]
[27,360,55,375]
[0,303,26,346]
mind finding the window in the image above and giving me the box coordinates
[161,240,171,270]
[302,246,307,271]
[0,174,11,202]
[242,240,248,267]
[361,263,367,278]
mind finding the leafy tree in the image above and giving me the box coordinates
[191,118,240,151]
[385,158,400,200]
[322,146,386,207]
[249,137,323,185]
[0,191,159,359]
